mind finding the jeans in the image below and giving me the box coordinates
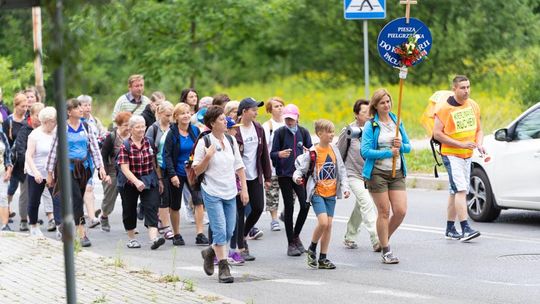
[202,190,236,246]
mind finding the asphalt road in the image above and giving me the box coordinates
[8,183,540,304]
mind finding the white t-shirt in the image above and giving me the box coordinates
[240,123,259,180]
[26,127,55,177]
[375,120,401,171]
[263,118,285,176]
[193,133,244,200]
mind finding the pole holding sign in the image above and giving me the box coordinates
[376,0,432,177]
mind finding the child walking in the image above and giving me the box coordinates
[293,119,350,269]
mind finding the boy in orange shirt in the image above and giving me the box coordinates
[293,119,350,269]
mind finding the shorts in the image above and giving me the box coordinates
[366,167,406,193]
[442,155,471,195]
[311,194,336,217]
[160,175,203,210]
[265,176,280,211]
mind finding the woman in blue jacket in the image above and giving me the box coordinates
[361,88,411,265]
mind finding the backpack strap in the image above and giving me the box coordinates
[430,138,443,178]
[224,134,235,155]
[343,138,352,163]
[306,150,317,181]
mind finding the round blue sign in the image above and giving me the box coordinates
[377,17,432,68]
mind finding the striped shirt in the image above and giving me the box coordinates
[112,92,150,121]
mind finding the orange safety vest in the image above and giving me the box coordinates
[434,99,480,158]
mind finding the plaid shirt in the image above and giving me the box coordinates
[46,122,104,173]
[117,137,154,178]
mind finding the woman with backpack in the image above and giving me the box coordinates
[46,98,110,247]
[98,111,132,232]
[163,102,210,246]
[195,106,248,283]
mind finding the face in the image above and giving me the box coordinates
[317,129,335,143]
[117,121,129,136]
[80,102,91,116]
[284,117,297,128]
[15,98,29,115]
[129,79,145,98]
[30,112,41,128]
[211,114,227,133]
[375,95,392,115]
[227,107,238,121]
[355,104,370,125]
[243,107,258,121]
[68,105,82,119]
[151,98,163,112]
[271,101,284,117]
[159,108,173,124]
[186,91,198,107]
[176,108,191,125]
[42,118,57,132]
[453,80,470,102]
[130,122,146,138]
[25,92,37,106]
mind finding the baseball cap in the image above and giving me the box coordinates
[196,107,208,124]
[282,104,300,121]
[237,97,264,117]
[226,116,241,129]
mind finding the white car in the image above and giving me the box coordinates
[467,102,540,221]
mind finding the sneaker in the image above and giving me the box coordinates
[247,227,263,240]
[213,256,219,265]
[172,234,185,246]
[318,258,336,270]
[56,228,62,240]
[445,227,462,240]
[461,227,481,242]
[47,219,56,232]
[88,218,100,229]
[372,243,382,252]
[19,220,29,232]
[136,203,144,221]
[240,250,256,261]
[94,209,102,219]
[201,246,216,276]
[100,216,110,232]
[293,236,305,253]
[151,237,166,250]
[1,224,12,231]
[8,218,13,223]
[80,236,92,247]
[195,233,210,246]
[30,226,44,238]
[287,244,302,256]
[343,239,359,249]
[381,251,399,264]
[270,220,281,231]
[228,251,245,266]
[306,249,317,269]
[164,229,174,240]
[126,239,141,248]
[9,211,16,218]
[184,205,195,224]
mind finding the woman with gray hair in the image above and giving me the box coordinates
[117,115,165,250]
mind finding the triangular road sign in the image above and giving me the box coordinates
[346,0,384,13]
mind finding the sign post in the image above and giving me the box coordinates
[344,0,386,99]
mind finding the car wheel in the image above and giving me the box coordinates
[467,167,501,222]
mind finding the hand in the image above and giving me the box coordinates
[99,167,111,185]
[171,176,180,188]
[34,173,43,184]
[295,177,304,185]
[3,166,12,182]
[461,141,477,150]
[393,137,402,149]
[205,144,217,159]
[135,179,145,192]
[391,147,400,157]
[158,180,164,194]
[477,145,486,155]
[46,172,54,187]
[240,189,249,206]
[264,180,271,191]
[344,191,350,199]
[278,148,292,158]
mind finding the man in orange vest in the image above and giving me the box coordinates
[433,75,485,242]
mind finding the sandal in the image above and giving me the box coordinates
[126,239,141,248]
[343,239,358,249]
[164,229,174,240]
[158,225,170,235]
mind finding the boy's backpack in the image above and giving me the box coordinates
[185,131,235,191]
[420,91,453,178]
[115,138,131,188]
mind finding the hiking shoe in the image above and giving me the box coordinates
[126,239,141,249]
[80,236,92,247]
[228,251,245,266]
[247,227,263,240]
[270,220,281,231]
[306,249,317,269]
[201,246,216,276]
[151,237,166,250]
[172,234,185,246]
[445,227,462,240]
[1,224,12,231]
[136,203,144,220]
[100,216,110,232]
[293,236,305,253]
[318,258,336,270]
[372,243,382,252]
[88,218,100,229]
[381,251,399,264]
[19,220,29,232]
[287,244,302,256]
[218,259,234,283]
[240,250,256,261]
[30,226,44,238]
[47,219,56,232]
[461,227,481,242]
[195,233,210,246]
[343,239,359,249]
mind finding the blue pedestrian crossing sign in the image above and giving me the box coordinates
[344,0,386,20]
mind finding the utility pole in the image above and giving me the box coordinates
[32,6,46,101]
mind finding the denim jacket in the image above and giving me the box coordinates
[361,112,411,180]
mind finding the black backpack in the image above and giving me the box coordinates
[115,138,131,188]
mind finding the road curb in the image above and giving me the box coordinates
[407,173,449,191]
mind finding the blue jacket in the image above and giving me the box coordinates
[361,112,411,180]
[270,125,312,177]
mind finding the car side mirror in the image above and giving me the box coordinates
[494,128,511,142]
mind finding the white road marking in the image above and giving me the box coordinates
[369,289,433,299]
[269,279,325,286]
[177,266,240,274]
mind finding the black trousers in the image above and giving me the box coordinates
[278,176,310,244]
[120,183,160,231]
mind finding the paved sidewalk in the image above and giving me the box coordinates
[0,232,240,304]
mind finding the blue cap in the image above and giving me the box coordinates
[226,116,241,129]
[196,108,208,124]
